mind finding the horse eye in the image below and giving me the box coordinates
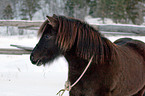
[44,35,53,39]
[45,35,49,38]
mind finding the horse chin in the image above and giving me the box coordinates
[36,58,51,66]
[35,60,43,66]
[34,55,59,66]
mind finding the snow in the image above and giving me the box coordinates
[0,35,145,96]
[0,55,69,96]
[107,36,145,43]
[0,20,43,22]
[85,16,115,24]
[0,36,69,96]
[85,16,145,26]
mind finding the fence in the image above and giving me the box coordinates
[0,20,145,55]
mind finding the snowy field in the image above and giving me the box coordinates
[0,35,145,96]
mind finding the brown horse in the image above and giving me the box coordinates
[30,15,145,96]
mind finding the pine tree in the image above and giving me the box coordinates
[97,0,109,22]
[2,4,14,19]
[20,0,41,20]
[126,0,144,24]
[87,0,97,17]
[65,0,90,19]
[97,0,144,24]
[65,0,77,17]
[2,4,14,35]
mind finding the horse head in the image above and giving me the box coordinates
[30,15,61,66]
[30,14,105,66]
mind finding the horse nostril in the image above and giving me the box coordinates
[30,54,35,62]
[30,54,39,64]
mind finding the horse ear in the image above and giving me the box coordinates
[46,16,58,29]
[53,14,57,17]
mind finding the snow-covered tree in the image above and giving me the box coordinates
[2,4,14,19]
[97,0,145,24]
[65,0,90,19]
[20,0,41,20]
[2,4,14,35]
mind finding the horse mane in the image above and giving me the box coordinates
[55,16,115,64]
[38,15,115,64]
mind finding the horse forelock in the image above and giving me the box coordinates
[37,20,49,37]
[56,16,78,51]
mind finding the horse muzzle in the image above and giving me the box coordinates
[30,53,43,66]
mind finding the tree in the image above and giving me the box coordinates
[96,0,110,23]
[2,4,14,35]
[65,0,90,19]
[65,0,75,17]
[87,0,98,17]
[43,0,65,18]
[97,0,145,24]
[126,0,144,25]
[20,0,41,20]
[2,4,14,19]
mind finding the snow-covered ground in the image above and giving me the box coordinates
[0,35,145,96]
[0,35,69,96]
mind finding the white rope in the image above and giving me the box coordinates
[57,55,94,96]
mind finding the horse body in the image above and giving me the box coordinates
[65,38,145,96]
[30,15,145,96]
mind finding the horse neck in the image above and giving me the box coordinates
[64,37,117,83]
[64,36,117,66]
[100,37,117,64]
[64,50,91,83]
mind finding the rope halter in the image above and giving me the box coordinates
[56,55,94,96]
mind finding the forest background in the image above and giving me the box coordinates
[0,0,145,25]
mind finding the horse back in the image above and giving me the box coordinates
[114,38,145,60]
[113,38,145,95]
